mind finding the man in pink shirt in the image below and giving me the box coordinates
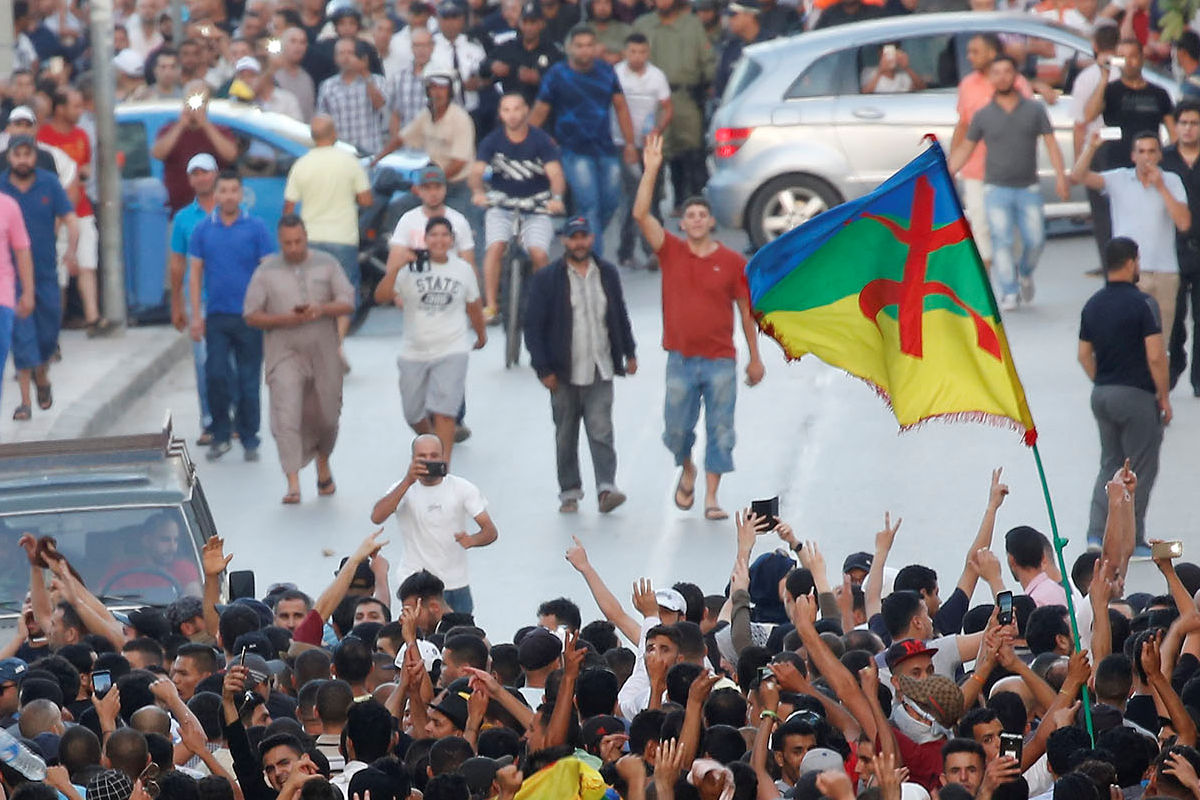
[0,192,35,413]
[951,33,1034,269]
[1005,525,1067,607]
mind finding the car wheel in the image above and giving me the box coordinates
[746,174,842,250]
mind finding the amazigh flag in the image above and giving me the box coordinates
[747,140,1037,445]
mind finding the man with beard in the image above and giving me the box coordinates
[1,137,77,423]
[244,215,355,504]
[949,56,1069,312]
[524,216,637,514]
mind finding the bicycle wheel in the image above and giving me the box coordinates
[504,247,523,368]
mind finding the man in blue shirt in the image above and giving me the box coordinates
[168,153,220,446]
[530,25,638,257]
[0,136,77,422]
[188,171,277,462]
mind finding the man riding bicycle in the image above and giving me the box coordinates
[469,91,567,323]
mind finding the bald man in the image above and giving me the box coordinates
[282,115,373,365]
[104,728,151,780]
[130,705,173,737]
[17,698,64,739]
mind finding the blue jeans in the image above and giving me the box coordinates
[663,352,737,475]
[192,338,211,429]
[205,313,263,449]
[563,151,622,257]
[444,586,474,615]
[311,242,361,307]
[984,184,1045,298]
[0,305,12,411]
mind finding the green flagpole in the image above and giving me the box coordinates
[1031,442,1095,745]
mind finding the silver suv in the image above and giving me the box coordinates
[706,12,1176,248]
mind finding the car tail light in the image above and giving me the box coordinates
[714,127,754,159]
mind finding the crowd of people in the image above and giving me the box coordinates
[3,459,1200,800]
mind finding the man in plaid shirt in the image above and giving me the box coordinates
[388,28,436,133]
[316,37,390,154]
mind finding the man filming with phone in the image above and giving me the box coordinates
[370,433,498,615]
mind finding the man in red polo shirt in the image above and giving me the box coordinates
[632,133,764,521]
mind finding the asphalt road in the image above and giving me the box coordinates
[106,227,1200,642]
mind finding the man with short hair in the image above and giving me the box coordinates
[152,85,239,215]
[188,171,278,462]
[1,137,77,423]
[1073,130,1191,367]
[531,25,638,256]
[274,28,317,122]
[0,183,35,415]
[1176,31,1200,100]
[1005,526,1066,606]
[282,115,372,357]
[386,27,436,130]
[524,216,637,514]
[1161,99,1200,396]
[244,215,355,504]
[396,72,478,220]
[169,154,221,446]
[1071,24,1120,272]
[484,2,564,107]
[316,37,390,154]
[1082,36,1175,170]
[632,133,764,520]
[370,434,499,614]
[714,0,770,99]
[470,91,566,319]
[273,590,313,632]
[948,55,1069,310]
[171,644,218,701]
[430,0,487,116]
[1077,237,1169,553]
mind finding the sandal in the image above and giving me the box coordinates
[673,469,696,510]
[12,404,31,421]
[86,318,113,338]
[35,382,52,410]
[317,476,336,496]
[282,491,301,505]
[704,506,729,521]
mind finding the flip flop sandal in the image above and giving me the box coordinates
[281,492,301,505]
[12,404,31,421]
[705,506,730,521]
[674,471,696,510]
[35,382,52,410]
[317,477,337,496]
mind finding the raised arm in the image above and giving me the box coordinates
[1070,132,1107,191]
[564,536,641,642]
[1143,631,1197,747]
[632,133,666,253]
[315,530,388,621]
[865,513,901,619]
[953,469,1010,601]
[790,595,876,734]
[1082,63,1110,127]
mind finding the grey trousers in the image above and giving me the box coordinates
[1086,384,1162,545]
[550,379,617,501]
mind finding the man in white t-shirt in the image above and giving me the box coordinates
[370,433,498,615]
[384,165,477,268]
[375,214,487,461]
[1070,23,1120,270]
[861,44,926,94]
[612,33,672,270]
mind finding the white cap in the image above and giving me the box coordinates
[7,106,36,125]
[654,588,686,613]
[113,48,145,77]
[186,153,218,173]
[234,55,262,73]
[395,639,442,673]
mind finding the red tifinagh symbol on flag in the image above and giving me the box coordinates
[857,175,1002,361]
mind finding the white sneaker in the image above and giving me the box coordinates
[999,293,1019,312]
[1019,276,1035,304]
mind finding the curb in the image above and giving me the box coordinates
[49,331,191,440]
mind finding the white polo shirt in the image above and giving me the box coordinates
[1102,167,1188,273]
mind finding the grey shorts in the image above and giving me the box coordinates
[484,208,554,252]
[397,352,469,424]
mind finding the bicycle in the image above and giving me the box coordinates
[487,191,557,369]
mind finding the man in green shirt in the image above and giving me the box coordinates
[589,0,632,63]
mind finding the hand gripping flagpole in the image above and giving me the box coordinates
[1032,443,1096,746]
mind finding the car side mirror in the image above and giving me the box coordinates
[228,570,256,601]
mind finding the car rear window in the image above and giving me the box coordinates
[723,56,763,105]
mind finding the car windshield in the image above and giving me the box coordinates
[0,507,201,611]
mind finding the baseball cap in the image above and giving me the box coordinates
[884,638,938,671]
[165,596,205,630]
[429,687,471,730]
[395,639,443,672]
[423,69,454,87]
[217,597,275,628]
[7,134,37,152]
[520,0,544,17]
[799,747,844,776]
[460,755,514,796]
[127,607,171,641]
[233,631,277,661]
[581,714,624,753]
[113,48,146,77]
[438,0,467,15]
[417,164,447,185]
[517,626,562,670]
[235,55,262,73]
[563,216,591,237]
[842,552,873,575]
[240,653,272,686]
[725,0,760,12]
[654,588,686,613]
[0,658,27,683]
[6,106,36,125]
[187,153,218,173]
[896,674,964,728]
[87,769,135,800]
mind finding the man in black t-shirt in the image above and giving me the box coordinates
[483,2,564,106]
[1082,38,1175,169]
[1078,236,1169,553]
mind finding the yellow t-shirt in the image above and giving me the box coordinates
[283,145,370,246]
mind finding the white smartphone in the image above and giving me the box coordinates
[1099,126,1124,142]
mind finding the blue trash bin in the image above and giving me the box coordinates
[121,178,170,322]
